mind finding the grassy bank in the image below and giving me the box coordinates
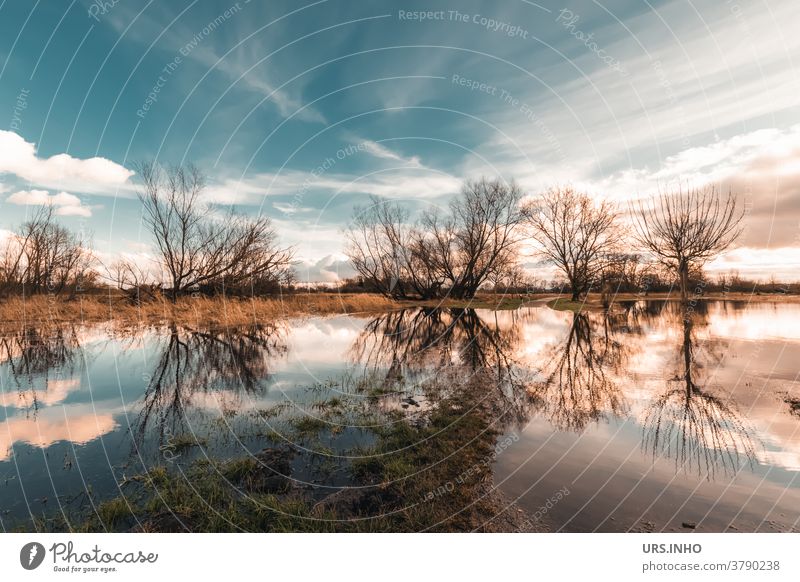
[0,292,547,327]
[0,293,398,327]
[1,289,795,327]
[607,291,799,303]
[547,291,800,313]
[405,294,546,310]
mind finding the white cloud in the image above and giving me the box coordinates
[51,191,83,207]
[0,405,117,461]
[271,201,317,215]
[7,189,49,205]
[7,188,93,217]
[0,130,133,194]
[294,254,356,283]
[55,205,92,217]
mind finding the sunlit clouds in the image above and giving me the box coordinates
[1,1,799,281]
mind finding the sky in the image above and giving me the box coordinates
[0,0,799,283]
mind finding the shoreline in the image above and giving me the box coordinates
[0,290,797,327]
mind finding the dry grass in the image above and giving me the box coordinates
[0,292,399,328]
[2,289,797,328]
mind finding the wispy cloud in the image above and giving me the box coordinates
[101,3,326,123]
[360,139,423,167]
[205,168,461,206]
[473,0,800,187]
[199,47,327,124]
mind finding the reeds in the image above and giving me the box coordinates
[0,292,398,328]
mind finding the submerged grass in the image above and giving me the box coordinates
[163,434,207,454]
[290,415,330,437]
[32,374,532,533]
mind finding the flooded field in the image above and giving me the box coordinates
[1,300,799,532]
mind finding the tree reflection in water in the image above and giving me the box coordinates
[0,325,82,415]
[0,302,763,479]
[530,311,630,431]
[135,323,286,446]
[349,308,533,425]
[643,306,757,478]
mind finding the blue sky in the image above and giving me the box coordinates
[1,0,799,282]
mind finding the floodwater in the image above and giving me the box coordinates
[1,300,799,532]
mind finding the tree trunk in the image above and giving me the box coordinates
[678,261,689,303]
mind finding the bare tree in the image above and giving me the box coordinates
[524,187,620,301]
[345,197,427,299]
[1,325,82,412]
[632,186,744,302]
[349,307,532,423]
[434,178,525,299]
[136,161,294,300]
[346,179,524,300]
[136,323,286,446]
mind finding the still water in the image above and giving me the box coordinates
[1,300,799,531]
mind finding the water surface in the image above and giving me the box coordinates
[1,300,799,531]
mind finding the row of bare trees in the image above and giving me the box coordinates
[1,162,295,301]
[0,205,95,297]
[346,180,744,302]
[528,185,743,302]
[1,163,742,303]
